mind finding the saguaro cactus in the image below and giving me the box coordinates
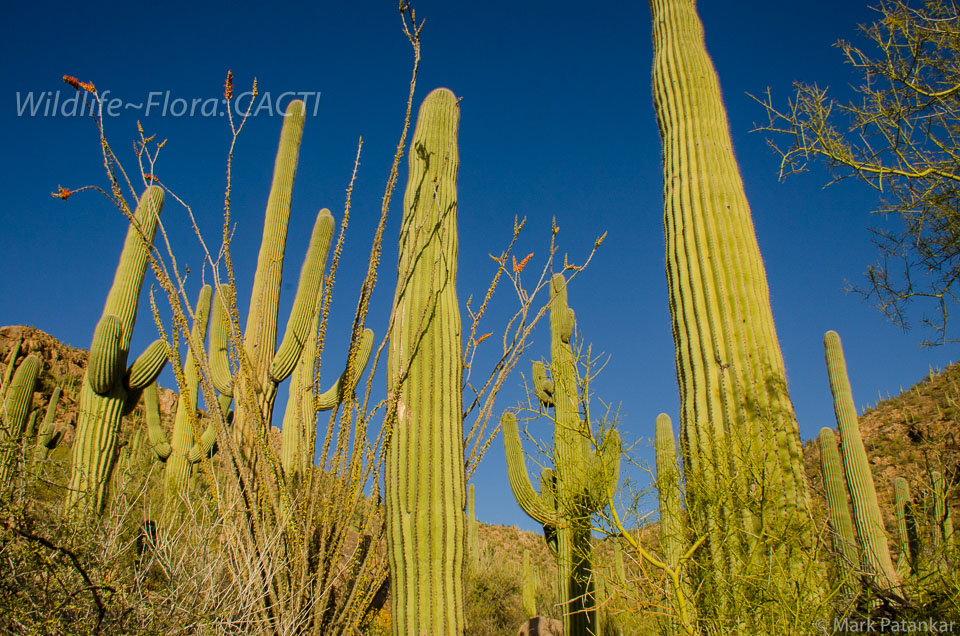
[0,354,40,482]
[467,482,480,570]
[502,273,620,636]
[522,548,538,619]
[654,413,695,628]
[824,330,898,589]
[817,427,861,592]
[385,87,465,635]
[67,186,168,515]
[893,477,915,576]
[279,259,375,482]
[649,0,814,620]
[209,101,334,473]
[163,285,212,498]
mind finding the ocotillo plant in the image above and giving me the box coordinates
[385,87,466,635]
[649,0,816,623]
[503,273,620,636]
[66,186,168,516]
[0,354,40,483]
[824,330,899,589]
[163,285,212,500]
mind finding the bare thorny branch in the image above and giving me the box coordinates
[752,0,960,344]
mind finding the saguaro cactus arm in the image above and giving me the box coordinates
[125,340,168,390]
[144,382,171,462]
[269,209,336,383]
[502,411,558,525]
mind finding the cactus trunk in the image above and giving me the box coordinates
[649,0,815,621]
[385,87,465,636]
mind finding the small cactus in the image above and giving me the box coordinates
[0,354,41,482]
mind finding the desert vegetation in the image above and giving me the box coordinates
[1,0,958,635]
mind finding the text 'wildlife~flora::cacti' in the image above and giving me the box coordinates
[66,186,167,517]
[385,87,465,636]
[649,0,817,625]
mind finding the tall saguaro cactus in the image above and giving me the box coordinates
[385,87,465,636]
[503,273,620,636]
[210,102,336,473]
[824,330,898,589]
[649,0,814,620]
[67,186,168,516]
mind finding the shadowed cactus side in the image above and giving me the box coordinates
[824,330,899,590]
[385,87,466,635]
[66,186,168,517]
[0,354,41,483]
[502,273,620,636]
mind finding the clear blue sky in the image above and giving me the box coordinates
[3,1,956,533]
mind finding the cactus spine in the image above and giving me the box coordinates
[817,427,861,591]
[163,285,212,498]
[503,273,620,636]
[385,87,465,635]
[824,330,898,589]
[649,0,814,620]
[0,354,40,482]
[67,186,167,515]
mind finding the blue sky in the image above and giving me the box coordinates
[3,1,956,533]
